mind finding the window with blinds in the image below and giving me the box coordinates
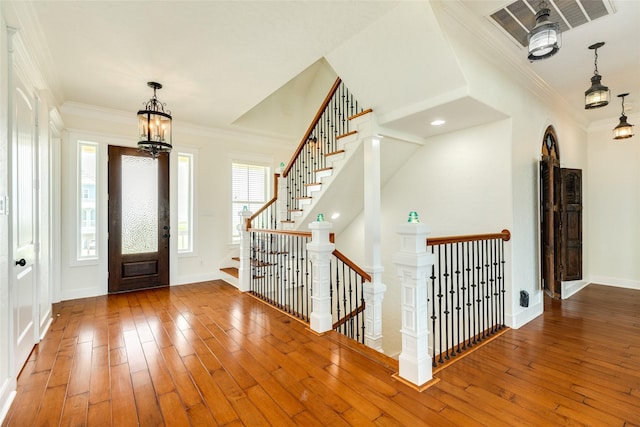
[231,162,269,241]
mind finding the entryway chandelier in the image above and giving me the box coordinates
[527,1,561,62]
[137,81,172,157]
[584,42,610,109]
[613,93,634,140]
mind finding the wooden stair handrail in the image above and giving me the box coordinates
[332,302,366,330]
[282,77,342,178]
[332,249,372,282]
[247,228,335,243]
[427,229,511,246]
[246,173,280,229]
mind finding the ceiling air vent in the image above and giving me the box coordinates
[490,0,614,47]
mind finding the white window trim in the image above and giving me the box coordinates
[176,148,198,257]
[75,140,99,263]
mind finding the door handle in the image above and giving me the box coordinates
[15,258,26,267]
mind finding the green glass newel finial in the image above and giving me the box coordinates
[243,205,248,211]
[316,213,325,222]
[408,211,419,223]
[280,162,285,168]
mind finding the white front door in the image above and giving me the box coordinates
[11,72,38,376]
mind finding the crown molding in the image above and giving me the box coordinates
[61,101,294,150]
[3,2,63,103]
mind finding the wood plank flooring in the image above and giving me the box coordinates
[3,281,639,426]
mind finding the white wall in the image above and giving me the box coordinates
[440,9,589,324]
[335,3,591,356]
[587,117,640,290]
[58,108,295,300]
[326,1,466,121]
[337,119,513,356]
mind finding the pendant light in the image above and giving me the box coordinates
[584,42,610,109]
[138,82,173,157]
[613,93,634,140]
[527,1,561,62]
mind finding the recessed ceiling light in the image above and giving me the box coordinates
[331,212,340,220]
[431,119,446,126]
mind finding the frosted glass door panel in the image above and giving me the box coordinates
[122,154,158,254]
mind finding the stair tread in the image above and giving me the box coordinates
[348,108,373,121]
[304,182,322,187]
[296,196,312,200]
[336,131,357,140]
[288,209,303,212]
[315,167,333,173]
[281,220,295,223]
[325,149,346,157]
[220,267,239,278]
[232,256,239,262]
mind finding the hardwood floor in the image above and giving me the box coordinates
[3,281,639,426]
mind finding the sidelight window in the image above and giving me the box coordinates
[77,141,98,259]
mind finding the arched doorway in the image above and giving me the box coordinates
[539,126,582,300]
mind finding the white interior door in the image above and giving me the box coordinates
[11,74,38,376]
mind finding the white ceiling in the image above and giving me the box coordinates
[461,0,640,124]
[3,0,639,141]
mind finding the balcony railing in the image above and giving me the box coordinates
[248,228,367,342]
[427,230,511,369]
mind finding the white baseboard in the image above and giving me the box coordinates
[60,286,104,301]
[58,273,223,301]
[39,314,53,341]
[0,379,16,425]
[172,272,221,286]
[506,300,543,329]
[589,276,640,291]
[562,280,589,299]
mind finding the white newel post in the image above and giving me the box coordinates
[393,214,434,387]
[237,209,253,292]
[307,219,335,334]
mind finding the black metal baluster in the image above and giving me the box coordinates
[473,239,479,341]
[429,246,437,367]
[491,238,497,333]
[481,240,487,339]
[466,242,473,347]
[500,239,506,327]
[437,247,444,365]
[455,242,462,354]
[442,244,450,359]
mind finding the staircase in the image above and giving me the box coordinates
[215,78,372,342]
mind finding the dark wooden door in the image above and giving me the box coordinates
[108,146,170,293]
[540,155,562,299]
[560,168,582,281]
